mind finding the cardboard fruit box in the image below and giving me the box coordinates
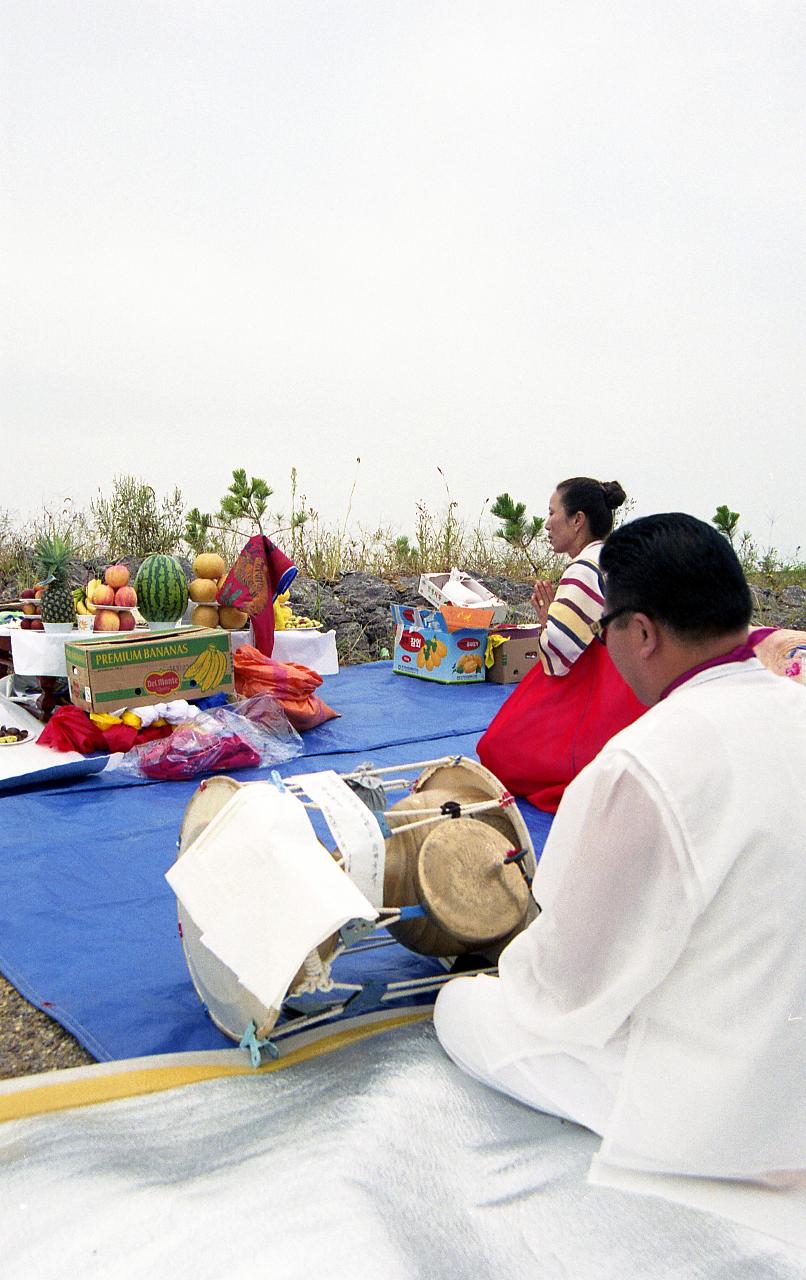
[390,603,493,684]
[65,627,233,712]
[418,571,508,626]
[486,625,543,685]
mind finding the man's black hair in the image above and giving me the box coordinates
[600,512,753,640]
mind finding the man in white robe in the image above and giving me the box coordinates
[434,512,806,1243]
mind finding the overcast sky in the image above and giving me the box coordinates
[2,0,805,555]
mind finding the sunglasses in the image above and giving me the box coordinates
[590,605,635,643]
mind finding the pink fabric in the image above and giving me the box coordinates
[131,723,261,779]
[216,536,297,657]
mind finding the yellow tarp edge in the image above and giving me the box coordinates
[0,1010,431,1124]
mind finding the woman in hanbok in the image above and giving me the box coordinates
[478,476,644,812]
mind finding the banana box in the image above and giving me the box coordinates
[390,604,493,684]
[65,627,233,712]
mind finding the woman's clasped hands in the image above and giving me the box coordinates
[531,579,556,627]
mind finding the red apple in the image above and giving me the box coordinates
[92,585,115,606]
[20,617,33,630]
[20,588,35,600]
[114,585,137,608]
[34,587,45,600]
[94,610,121,632]
[30,617,45,630]
[117,610,136,631]
[104,564,130,589]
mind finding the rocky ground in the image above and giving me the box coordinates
[290,573,806,663]
[1,572,804,1081]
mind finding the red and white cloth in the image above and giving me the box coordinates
[217,536,297,657]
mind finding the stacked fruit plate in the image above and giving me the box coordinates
[18,589,45,630]
[81,564,142,633]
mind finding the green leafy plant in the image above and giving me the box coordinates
[219,468,273,536]
[184,507,214,556]
[288,467,309,564]
[435,468,461,569]
[390,534,419,572]
[0,511,35,593]
[490,493,545,573]
[712,504,740,544]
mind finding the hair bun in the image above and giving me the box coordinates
[601,480,626,511]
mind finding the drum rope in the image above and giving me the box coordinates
[292,948,336,995]
[385,797,506,836]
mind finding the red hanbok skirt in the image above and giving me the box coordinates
[477,641,645,813]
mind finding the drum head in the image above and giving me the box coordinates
[413,757,536,880]
[416,818,530,946]
[178,776,243,855]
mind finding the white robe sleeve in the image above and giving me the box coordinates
[498,752,701,1052]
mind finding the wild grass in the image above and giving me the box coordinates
[0,471,803,594]
[91,477,186,560]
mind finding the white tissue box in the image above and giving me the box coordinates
[418,572,508,626]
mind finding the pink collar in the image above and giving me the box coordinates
[660,642,757,701]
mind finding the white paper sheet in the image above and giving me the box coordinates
[165,783,376,1013]
[293,769,386,906]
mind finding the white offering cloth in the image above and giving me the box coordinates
[230,626,339,675]
[441,661,806,1217]
[6,625,339,678]
[166,783,376,1014]
[0,696,93,784]
[6,628,77,678]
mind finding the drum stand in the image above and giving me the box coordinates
[239,929,498,1068]
[174,756,536,1068]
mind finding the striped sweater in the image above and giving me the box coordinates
[538,540,605,677]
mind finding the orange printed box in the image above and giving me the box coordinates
[390,604,492,684]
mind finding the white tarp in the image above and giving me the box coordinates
[1,1023,804,1280]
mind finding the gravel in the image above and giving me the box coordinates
[0,972,93,1080]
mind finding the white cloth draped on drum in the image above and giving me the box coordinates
[166,783,377,1015]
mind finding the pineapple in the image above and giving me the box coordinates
[34,533,76,626]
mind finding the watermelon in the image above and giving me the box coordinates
[134,554,189,623]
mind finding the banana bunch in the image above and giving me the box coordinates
[417,637,448,671]
[73,587,91,616]
[186,644,228,692]
[82,579,105,614]
[90,710,144,731]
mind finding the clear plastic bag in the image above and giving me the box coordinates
[235,696,308,747]
[113,700,303,781]
[228,693,304,757]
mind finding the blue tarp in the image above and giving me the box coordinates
[0,663,553,1061]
